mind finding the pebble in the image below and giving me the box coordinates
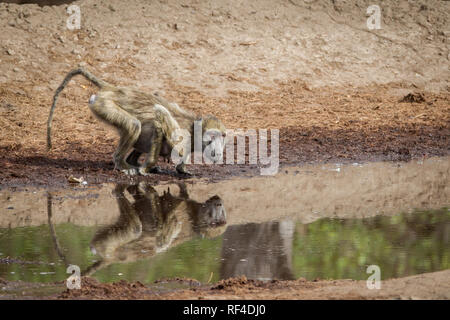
[6,49,15,56]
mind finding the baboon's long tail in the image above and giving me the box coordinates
[47,68,109,150]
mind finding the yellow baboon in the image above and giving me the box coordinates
[47,68,226,175]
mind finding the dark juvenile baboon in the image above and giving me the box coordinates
[84,182,227,276]
[47,68,226,175]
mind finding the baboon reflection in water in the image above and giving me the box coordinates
[84,182,227,276]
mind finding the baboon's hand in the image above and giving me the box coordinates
[176,163,193,177]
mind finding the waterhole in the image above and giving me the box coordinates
[0,157,448,285]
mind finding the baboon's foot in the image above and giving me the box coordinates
[121,168,139,176]
[115,160,139,176]
[138,166,164,176]
[176,163,193,177]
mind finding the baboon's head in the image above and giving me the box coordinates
[201,115,227,164]
[194,195,227,238]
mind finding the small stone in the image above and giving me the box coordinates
[6,49,15,56]
[13,67,19,73]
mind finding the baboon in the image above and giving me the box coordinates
[47,68,227,175]
[84,182,227,276]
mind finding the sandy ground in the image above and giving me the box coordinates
[0,0,449,299]
[1,270,449,300]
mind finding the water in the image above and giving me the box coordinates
[0,157,449,284]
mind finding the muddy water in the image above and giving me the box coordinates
[0,157,449,285]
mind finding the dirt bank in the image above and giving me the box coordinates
[2,270,447,299]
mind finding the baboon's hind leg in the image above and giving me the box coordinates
[139,125,164,175]
[89,98,141,175]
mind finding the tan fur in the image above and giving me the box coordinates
[154,104,183,148]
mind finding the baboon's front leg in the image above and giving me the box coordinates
[175,142,192,176]
[152,104,193,176]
